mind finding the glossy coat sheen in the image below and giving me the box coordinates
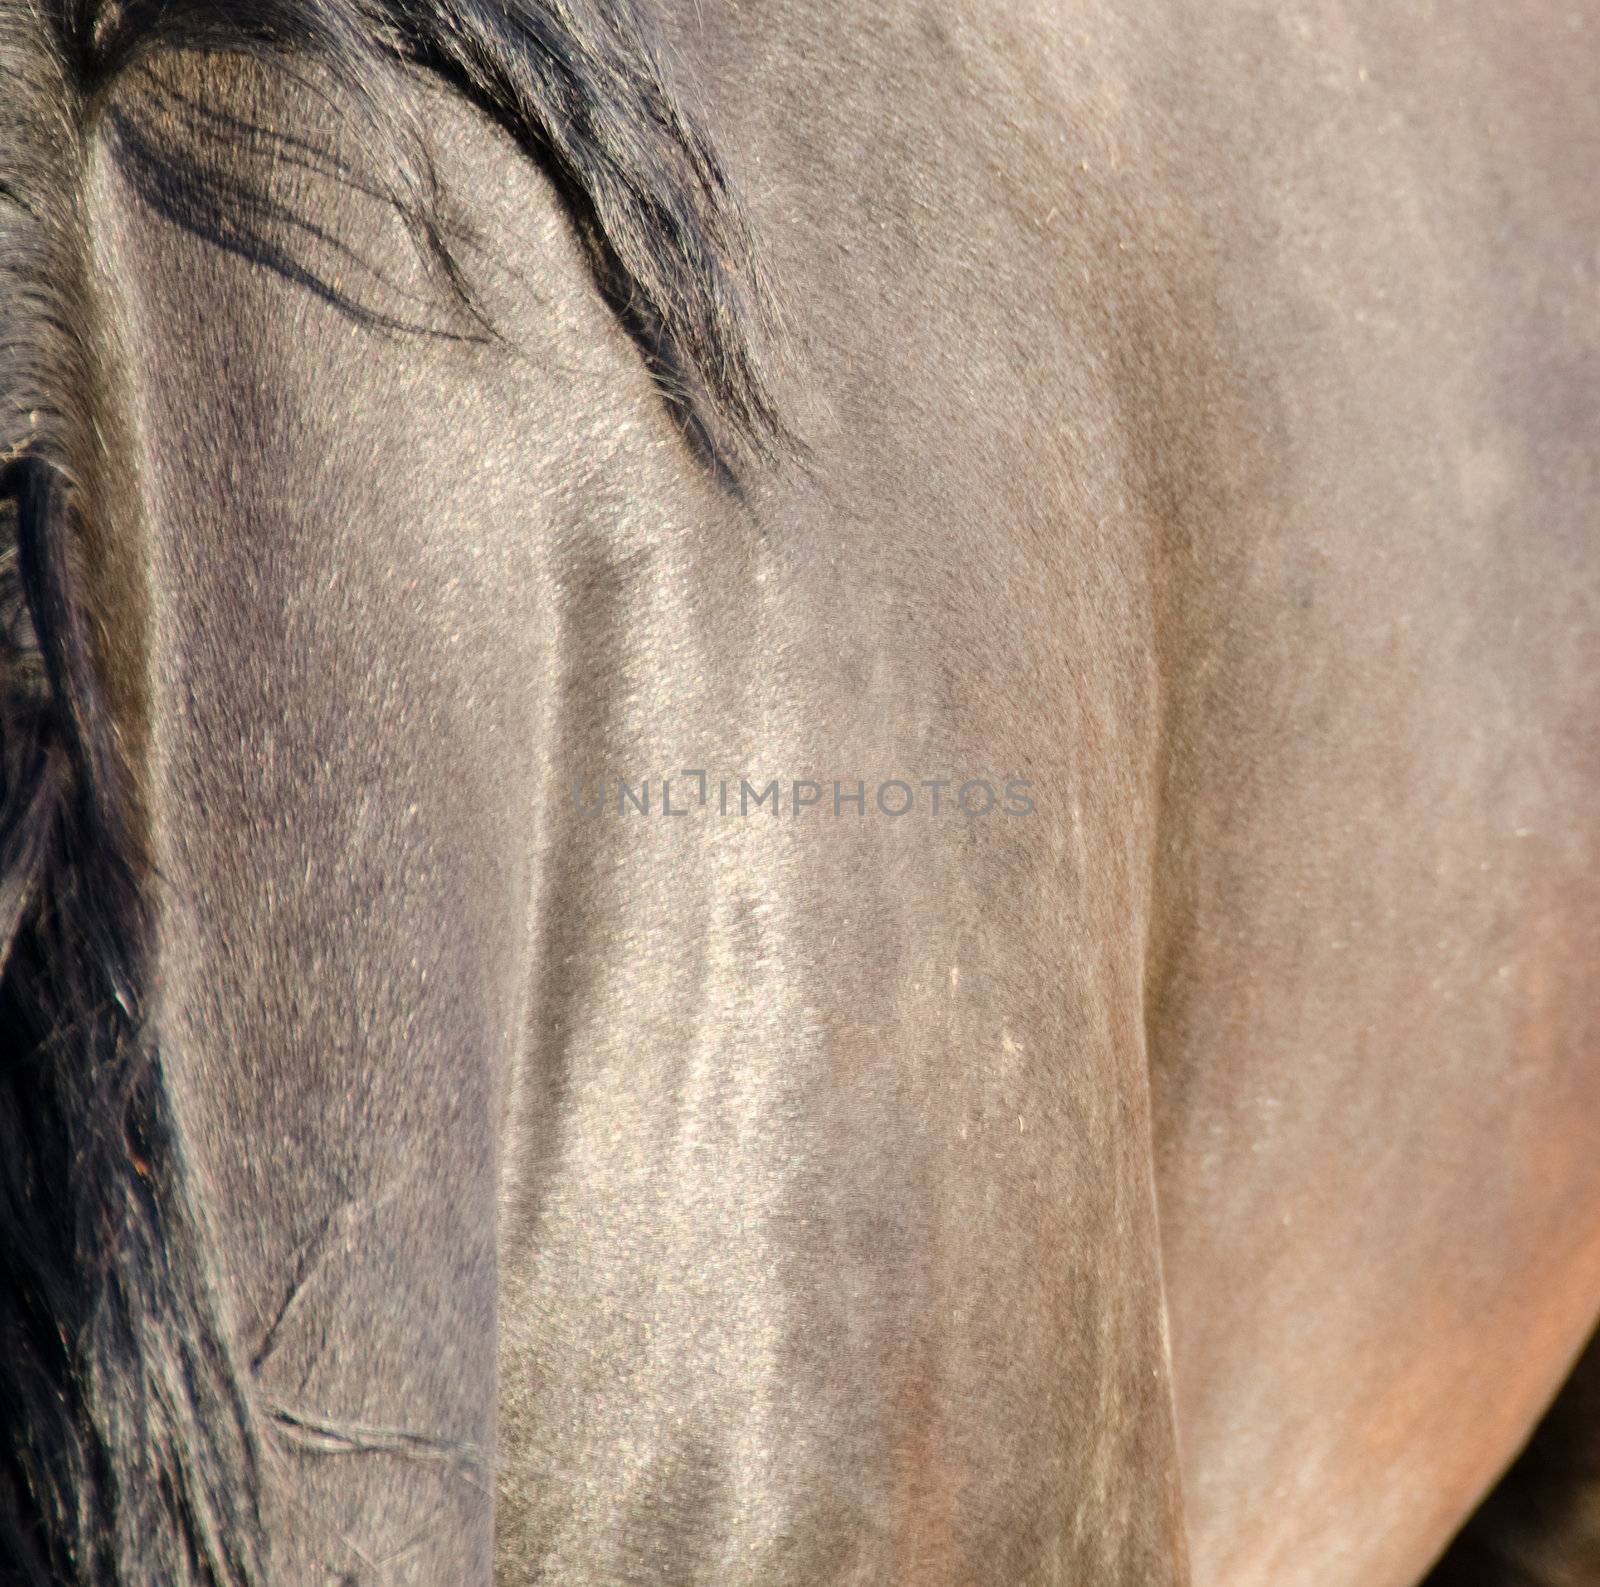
[2,1,1598,1584]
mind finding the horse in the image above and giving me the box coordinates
[1,0,1597,1582]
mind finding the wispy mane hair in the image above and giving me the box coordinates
[92,0,787,460]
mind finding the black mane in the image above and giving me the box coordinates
[0,2,780,1581]
[89,0,786,461]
